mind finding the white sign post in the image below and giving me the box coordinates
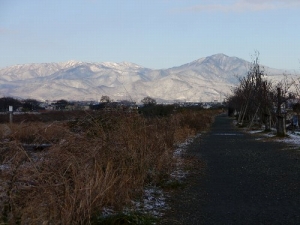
[9,105,13,123]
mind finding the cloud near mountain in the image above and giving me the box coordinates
[0,54,285,103]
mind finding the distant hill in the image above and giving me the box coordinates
[0,54,286,102]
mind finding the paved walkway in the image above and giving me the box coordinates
[161,114,300,225]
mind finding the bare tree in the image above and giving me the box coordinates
[228,52,280,132]
[100,95,112,103]
[232,52,269,128]
[228,53,297,136]
[272,75,294,136]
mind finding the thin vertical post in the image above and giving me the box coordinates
[8,105,13,123]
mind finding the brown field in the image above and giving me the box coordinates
[0,109,219,224]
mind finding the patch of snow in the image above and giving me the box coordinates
[0,163,10,171]
[242,120,300,146]
[277,132,300,146]
[171,133,201,181]
[100,207,115,218]
[249,130,263,134]
[133,186,168,217]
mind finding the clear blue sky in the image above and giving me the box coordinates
[0,0,299,70]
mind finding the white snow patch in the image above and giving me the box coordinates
[133,186,168,217]
[249,130,263,134]
[0,164,10,171]
[277,132,300,146]
[242,121,300,146]
[171,133,201,181]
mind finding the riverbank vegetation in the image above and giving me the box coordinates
[0,107,220,224]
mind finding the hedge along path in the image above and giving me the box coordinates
[161,114,300,225]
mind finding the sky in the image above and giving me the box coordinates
[0,0,299,70]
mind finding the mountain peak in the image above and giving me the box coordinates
[99,61,142,69]
[209,53,229,58]
[186,53,231,67]
[173,53,250,77]
[204,54,234,62]
[119,61,141,68]
[60,60,83,68]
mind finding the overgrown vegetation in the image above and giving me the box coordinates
[0,107,219,224]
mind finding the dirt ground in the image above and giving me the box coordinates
[160,114,300,225]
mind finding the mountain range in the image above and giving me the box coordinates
[0,54,287,103]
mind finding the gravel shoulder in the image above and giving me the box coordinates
[160,114,300,225]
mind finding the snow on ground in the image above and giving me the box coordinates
[171,133,201,181]
[277,132,300,146]
[241,122,300,147]
[132,186,168,217]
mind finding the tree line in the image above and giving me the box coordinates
[227,53,300,136]
[0,98,68,112]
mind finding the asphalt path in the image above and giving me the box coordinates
[160,114,300,225]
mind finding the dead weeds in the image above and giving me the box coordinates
[0,109,219,224]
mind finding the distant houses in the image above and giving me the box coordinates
[0,96,229,114]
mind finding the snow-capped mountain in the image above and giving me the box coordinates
[0,54,287,102]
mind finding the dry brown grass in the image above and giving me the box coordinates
[0,109,219,224]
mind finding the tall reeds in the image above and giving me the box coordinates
[0,109,218,224]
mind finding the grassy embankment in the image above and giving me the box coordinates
[0,108,219,224]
